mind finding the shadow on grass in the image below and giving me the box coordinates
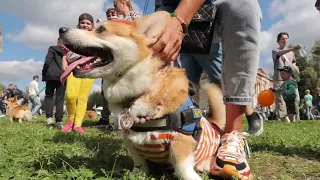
[251,143,320,161]
[30,132,133,178]
[29,132,214,180]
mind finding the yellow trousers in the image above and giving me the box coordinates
[66,73,94,127]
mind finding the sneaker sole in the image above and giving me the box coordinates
[61,128,73,133]
[248,113,264,136]
[212,164,253,180]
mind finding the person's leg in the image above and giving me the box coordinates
[310,106,315,120]
[55,81,66,127]
[211,0,262,179]
[45,81,56,124]
[32,96,42,116]
[28,95,33,110]
[306,104,311,120]
[295,100,300,120]
[245,105,263,136]
[179,54,202,103]
[273,81,287,120]
[285,100,295,123]
[28,94,37,116]
[62,73,81,132]
[17,98,24,105]
[96,90,112,127]
[194,43,226,129]
[73,78,94,133]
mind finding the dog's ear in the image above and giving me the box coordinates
[134,11,170,46]
[13,97,17,102]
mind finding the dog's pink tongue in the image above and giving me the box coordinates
[60,56,95,84]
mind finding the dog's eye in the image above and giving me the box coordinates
[96,26,106,33]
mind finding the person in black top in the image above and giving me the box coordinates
[94,79,113,130]
[42,38,66,128]
[316,0,320,12]
[2,84,26,104]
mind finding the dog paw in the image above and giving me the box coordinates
[131,164,149,174]
[131,115,152,124]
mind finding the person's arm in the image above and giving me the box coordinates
[35,82,39,95]
[270,87,280,93]
[275,45,302,58]
[286,81,297,96]
[152,0,205,61]
[42,47,54,81]
[174,0,206,25]
[62,55,68,70]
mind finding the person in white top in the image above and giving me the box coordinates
[28,75,42,117]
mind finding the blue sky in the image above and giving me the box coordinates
[0,0,319,93]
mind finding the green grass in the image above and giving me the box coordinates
[0,116,320,180]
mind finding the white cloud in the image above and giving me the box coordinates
[1,0,141,51]
[260,0,320,57]
[6,24,58,50]
[90,82,102,94]
[0,59,43,81]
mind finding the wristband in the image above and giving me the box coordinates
[170,12,188,36]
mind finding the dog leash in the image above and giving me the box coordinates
[29,87,46,101]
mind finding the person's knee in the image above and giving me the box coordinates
[66,94,78,104]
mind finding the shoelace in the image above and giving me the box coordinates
[218,131,248,163]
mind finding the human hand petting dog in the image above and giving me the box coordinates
[62,56,68,70]
[151,0,206,61]
[151,17,183,61]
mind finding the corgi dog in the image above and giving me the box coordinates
[3,97,32,123]
[84,110,97,120]
[84,105,98,120]
[59,11,226,180]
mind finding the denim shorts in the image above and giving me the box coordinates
[155,0,262,105]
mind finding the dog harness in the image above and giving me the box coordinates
[124,96,221,166]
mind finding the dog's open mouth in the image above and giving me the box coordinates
[60,45,114,84]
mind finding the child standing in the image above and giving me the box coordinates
[304,89,315,120]
[61,13,95,134]
[271,66,299,122]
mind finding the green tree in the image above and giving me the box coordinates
[295,40,320,98]
[87,91,103,109]
[0,82,5,92]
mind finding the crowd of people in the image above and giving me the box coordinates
[1,0,320,179]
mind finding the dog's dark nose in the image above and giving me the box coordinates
[59,27,69,34]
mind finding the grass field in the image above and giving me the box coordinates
[0,116,320,180]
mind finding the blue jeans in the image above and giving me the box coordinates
[178,43,222,85]
[28,94,42,116]
[155,0,262,105]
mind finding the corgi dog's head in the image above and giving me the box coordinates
[59,11,170,83]
[3,97,17,106]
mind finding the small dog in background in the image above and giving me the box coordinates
[3,97,32,123]
[84,104,98,120]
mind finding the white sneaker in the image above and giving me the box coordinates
[46,117,55,125]
[0,114,5,118]
[211,131,252,180]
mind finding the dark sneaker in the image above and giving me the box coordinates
[94,119,110,126]
[246,112,263,136]
[94,119,114,131]
[55,122,64,129]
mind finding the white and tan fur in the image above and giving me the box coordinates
[59,12,225,180]
[3,97,32,123]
